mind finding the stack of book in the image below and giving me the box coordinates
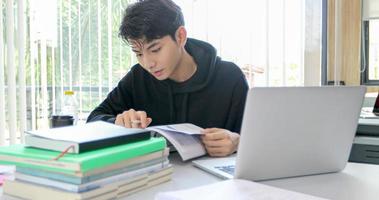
[0,121,172,200]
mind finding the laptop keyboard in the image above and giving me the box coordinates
[215,164,235,175]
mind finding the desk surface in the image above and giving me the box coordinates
[126,153,379,200]
[2,153,379,200]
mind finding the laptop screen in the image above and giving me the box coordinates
[372,93,379,114]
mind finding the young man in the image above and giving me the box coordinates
[87,0,248,157]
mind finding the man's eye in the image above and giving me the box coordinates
[136,53,142,57]
[152,48,161,53]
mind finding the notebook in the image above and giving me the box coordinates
[193,86,366,181]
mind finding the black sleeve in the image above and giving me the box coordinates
[224,74,249,133]
[86,72,134,123]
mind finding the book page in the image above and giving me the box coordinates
[150,123,204,135]
[148,126,206,161]
[0,165,14,174]
[0,165,15,185]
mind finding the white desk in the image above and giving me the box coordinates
[126,153,379,200]
[2,153,379,200]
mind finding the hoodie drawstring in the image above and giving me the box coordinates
[180,94,189,122]
[167,85,190,123]
[167,85,175,122]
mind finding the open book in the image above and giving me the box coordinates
[147,123,206,161]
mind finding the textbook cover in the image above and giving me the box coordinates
[25,121,151,154]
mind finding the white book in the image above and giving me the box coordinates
[15,161,170,192]
[5,167,173,200]
[25,121,151,153]
[0,165,15,174]
[4,179,118,200]
[155,179,328,200]
[118,167,173,198]
[119,174,172,198]
[147,123,206,161]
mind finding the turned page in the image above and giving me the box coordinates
[147,123,206,161]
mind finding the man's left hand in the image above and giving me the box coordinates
[200,128,240,157]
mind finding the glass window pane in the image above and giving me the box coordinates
[368,20,379,80]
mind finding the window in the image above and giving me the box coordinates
[361,0,379,85]
[30,0,132,130]
[1,0,132,145]
[175,0,325,87]
[1,0,325,145]
[362,20,379,84]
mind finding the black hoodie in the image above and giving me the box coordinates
[87,38,249,133]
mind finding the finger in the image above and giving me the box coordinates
[115,114,125,127]
[202,139,229,148]
[129,111,140,128]
[205,146,228,156]
[205,145,225,153]
[201,128,220,134]
[122,112,132,128]
[209,152,229,157]
[146,117,153,127]
[202,131,227,141]
[136,111,148,128]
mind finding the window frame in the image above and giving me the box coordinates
[361,20,379,85]
[321,0,328,85]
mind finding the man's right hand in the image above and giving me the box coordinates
[115,109,152,128]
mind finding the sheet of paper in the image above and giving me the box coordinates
[0,175,5,185]
[0,165,15,186]
[148,127,206,161]
[155,179,328,200]
[0,165,15,174]
[150,123,204,135]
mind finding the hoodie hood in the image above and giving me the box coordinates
[164,38,218,94]
[162,38,219,122]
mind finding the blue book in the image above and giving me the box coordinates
[15,162,171,192]
[16,156,168,184]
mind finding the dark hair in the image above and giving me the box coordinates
[119,0,185,44]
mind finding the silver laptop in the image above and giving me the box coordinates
[360,92,379,119]
[193,86,366,181]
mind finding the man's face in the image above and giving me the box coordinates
[130,35,183,80]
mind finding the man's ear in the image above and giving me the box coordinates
[175,26,187,47]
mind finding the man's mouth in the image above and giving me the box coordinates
[153,69,164,77]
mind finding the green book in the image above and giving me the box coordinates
[0,137,166,174]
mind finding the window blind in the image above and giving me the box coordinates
[362,0,379,20]
[0,0,323,145]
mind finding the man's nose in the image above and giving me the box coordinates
[143,57,156,71]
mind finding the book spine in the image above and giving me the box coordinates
[0,154,80,171]
[17,157,168,185]
[24,135,79,154]
[0,160,76,175]
[15,162,169,193]
[79,137,166,172]
[79,130,152,153]
[3,179,118,200]
[16,166,83,184]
